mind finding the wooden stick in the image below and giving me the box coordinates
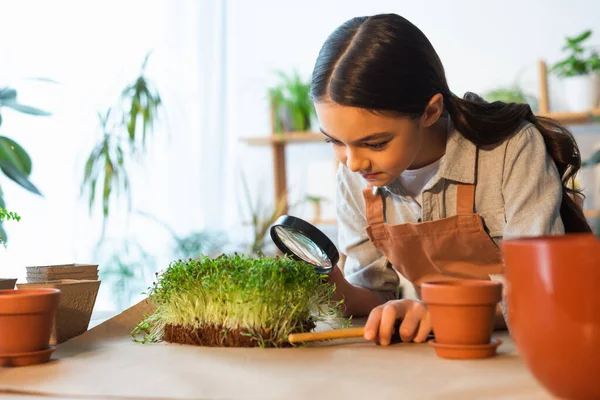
[288,327,365,343]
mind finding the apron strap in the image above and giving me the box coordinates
[456,184,475,215]
[362,187,385,225]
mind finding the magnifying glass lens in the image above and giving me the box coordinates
[273,226,332,268]
[270,215,339,274]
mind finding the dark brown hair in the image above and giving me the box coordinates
[311,13,591,233]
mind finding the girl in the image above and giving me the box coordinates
[311,13,591,346]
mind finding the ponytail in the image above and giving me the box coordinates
[444,92,591,234]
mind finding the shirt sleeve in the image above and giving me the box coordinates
[502,124,565,239]
[336,164,400,302]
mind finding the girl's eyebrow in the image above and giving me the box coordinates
[319,128,394,143]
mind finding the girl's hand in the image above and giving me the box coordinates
[364,299,431,345]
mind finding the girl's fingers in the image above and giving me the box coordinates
[364,305,384,341]
[413,310,432,343]
[379,301,408,346]
[398,301,428,343]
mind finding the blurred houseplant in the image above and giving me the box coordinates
[550,29,600,112]
[269,70,315,133]
[80,52,164,308]
[0,86,50,242]
[81,51,163,236]
[483,84,538,112]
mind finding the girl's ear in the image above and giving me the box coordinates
[421,93,444,128]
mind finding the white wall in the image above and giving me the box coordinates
[227,0,600,222]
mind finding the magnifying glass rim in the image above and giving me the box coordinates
[270,215,339,274]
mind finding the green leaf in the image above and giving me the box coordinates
[0,136,32,175]
[0,185,5,210]
[103,156,113,219]
[89,177,98,214]
[0,88,17,102]
[143,102,151,146]
[128,95,140,142]
[0,222,7,244]
[26,77,61,84]
[3,101,51,116]
[0,162,42,195]
[572,30,592,44]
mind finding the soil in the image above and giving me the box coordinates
[164,319,316,348]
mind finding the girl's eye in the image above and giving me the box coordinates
[366,141,390,150]
[324,138,342,146]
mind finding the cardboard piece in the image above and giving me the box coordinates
[25,264,98,283]
[16,280,101,345]
[0,299,552,400]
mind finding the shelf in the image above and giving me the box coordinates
[240,132,324,145]
[537,109,600,125]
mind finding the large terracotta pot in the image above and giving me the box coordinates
[0,288,60,354]
[503,233,600,400]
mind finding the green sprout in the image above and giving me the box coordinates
[131,253,348,347]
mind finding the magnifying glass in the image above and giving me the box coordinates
[269,215,339,274]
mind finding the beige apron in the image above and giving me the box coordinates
[362,179,504,297]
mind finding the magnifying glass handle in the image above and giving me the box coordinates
[288,327,365,343]
[287,321,434,344]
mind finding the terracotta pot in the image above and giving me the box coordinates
[421,280,502,345]
[17,280,100,344]
[488,274,509,331]
[0,288,60,354]
[0,278,17,290]
[503,233,600,400]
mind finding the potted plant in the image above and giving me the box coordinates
[131,254,346,347]
[550,29,600,112]
[268,70,315,133]
[0,288,60,367]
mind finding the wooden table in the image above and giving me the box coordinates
[0,301,553,400]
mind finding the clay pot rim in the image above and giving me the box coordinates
[502,233,598,247]
[0,288,60,298]
[421,280,502,305]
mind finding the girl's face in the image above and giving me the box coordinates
[315,95,444,187]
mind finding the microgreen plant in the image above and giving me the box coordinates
[132,253,348,347]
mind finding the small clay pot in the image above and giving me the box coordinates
[0,288,60,354]
[503,233,600,400]
[421,280,502,345]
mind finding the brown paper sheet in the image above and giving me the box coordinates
[0,299,552,400]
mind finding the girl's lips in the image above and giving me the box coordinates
[361,172,381,180]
